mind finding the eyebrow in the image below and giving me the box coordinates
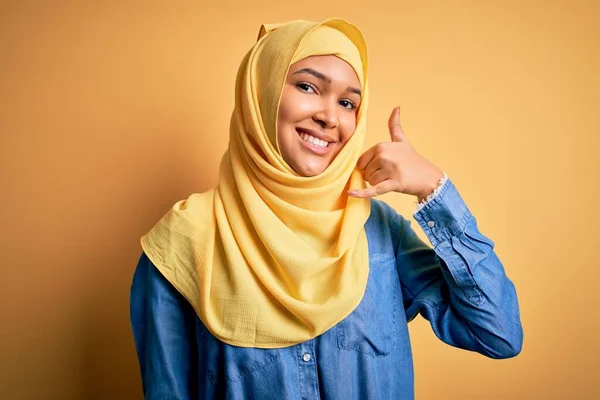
[292,68,362,97]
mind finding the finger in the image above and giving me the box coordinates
[362,157,383,181]
[365,169,389,186]
[356,145,378,171]
[348,180,396,198]
[388,106,407,142]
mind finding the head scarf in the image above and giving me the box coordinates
[141,18,371,348]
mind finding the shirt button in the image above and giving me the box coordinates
[427,220,435,228]
[302,353,311,362]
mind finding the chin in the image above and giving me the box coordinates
[293,163,326,177]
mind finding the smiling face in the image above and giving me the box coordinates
[276,55,362,177]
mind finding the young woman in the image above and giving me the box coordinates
[130,18,523,399]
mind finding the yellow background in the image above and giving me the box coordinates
[1,1,598,399]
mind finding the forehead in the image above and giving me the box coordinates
[288,55,361,89]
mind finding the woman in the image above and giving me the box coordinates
[130,18,523,399]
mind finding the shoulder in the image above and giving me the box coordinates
[132,252,189,303]
[365,199,407,254]
[367,198,408,228]
[368,198,396,219]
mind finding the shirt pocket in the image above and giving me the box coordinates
[196,319,282,387]
[337,254,399,357]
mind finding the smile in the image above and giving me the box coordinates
[299,132,328,148]
[295,128,334,155]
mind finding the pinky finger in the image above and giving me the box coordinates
[348,180,396,198]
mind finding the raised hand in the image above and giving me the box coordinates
[348,106,444,201]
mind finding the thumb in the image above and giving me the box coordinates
[388,106,407,142]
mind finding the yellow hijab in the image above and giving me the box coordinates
[141,18,371,348]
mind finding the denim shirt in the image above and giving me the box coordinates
[130,179,523,399]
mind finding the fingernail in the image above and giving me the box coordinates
[348,190,357,196]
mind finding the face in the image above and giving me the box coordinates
[277,55,362,177]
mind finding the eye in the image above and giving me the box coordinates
[339,99,357,110]
[296,82,317,93]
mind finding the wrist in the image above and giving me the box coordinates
[415,170,445,203]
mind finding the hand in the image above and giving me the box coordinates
[348,106,444,201]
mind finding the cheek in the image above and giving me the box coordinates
[340,114,358,144]
[279,88,318,122]
[277,90,294,143]
[279,87,300,118]
[278,92,293,119]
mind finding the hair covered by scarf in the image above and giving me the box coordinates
[141,19,372,348]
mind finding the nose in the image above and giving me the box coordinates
[312,98,339,129]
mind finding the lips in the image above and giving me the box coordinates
[296,128,334,155]
[296,127,334,143]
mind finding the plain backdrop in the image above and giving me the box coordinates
[1,1,599,399]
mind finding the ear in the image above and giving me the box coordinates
[257,22,286,41]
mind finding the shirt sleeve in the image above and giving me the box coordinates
[130,252,198,399]
[394,178,523,359]
[414,172,449,213]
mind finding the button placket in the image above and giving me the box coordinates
[296,340,319,400]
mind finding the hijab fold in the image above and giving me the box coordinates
[141,18,372,348]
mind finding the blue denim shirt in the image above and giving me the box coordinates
[130,179,523,399]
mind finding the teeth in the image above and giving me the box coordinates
[299,132,328,148]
